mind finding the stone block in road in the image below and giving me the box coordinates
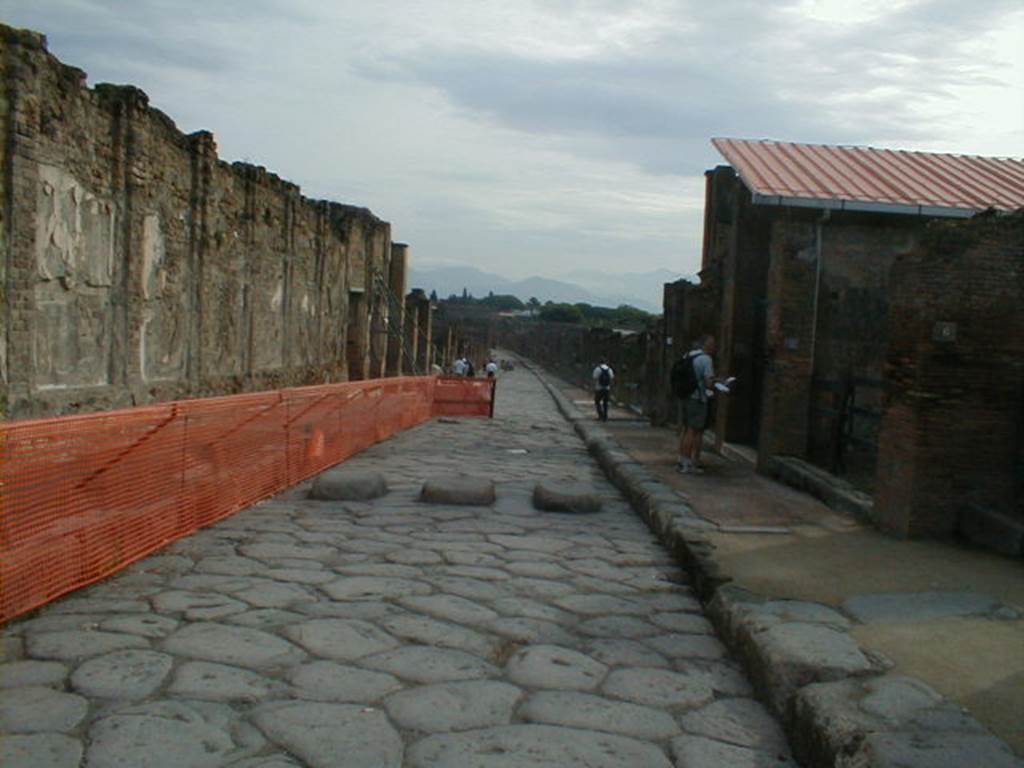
[506,644,608,691]
[253,701,403,768]
[518,690,680,740]
[532,481,603,513]
[85,700,262,768]
[842,731,1024,768]
[407,724,673,768]
[670,735,797,767]
[161,623,306,669]
[0,733,83,768]
[384,680,522,732]
[678,698,791,754]
[309,469,388,501]
[0,685,88,733]
[420,476,496,506]
[70,649,173,699]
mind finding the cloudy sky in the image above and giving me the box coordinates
[3,0,1022,279]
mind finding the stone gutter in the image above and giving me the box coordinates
[527,361,1023,768]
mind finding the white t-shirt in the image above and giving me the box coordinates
[453,359,467,376]
[592,364,614,390]
[485,361,498,374]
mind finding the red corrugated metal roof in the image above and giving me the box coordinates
[712,138,1024,217]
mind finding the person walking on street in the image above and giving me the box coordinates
[592,358,614,422]
[676,335,717,474]
[485,358,498,378]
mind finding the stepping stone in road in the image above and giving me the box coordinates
[309,469,388,501]
[533,481,603,514]
[420,476,496,506]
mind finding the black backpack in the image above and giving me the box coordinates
[597,366,611,387]
[670,352,703,399]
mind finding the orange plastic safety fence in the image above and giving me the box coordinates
[0,375,495,624]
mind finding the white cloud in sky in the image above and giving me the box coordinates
[1,0,1021,280]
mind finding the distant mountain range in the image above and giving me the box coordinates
[407,265,694,313]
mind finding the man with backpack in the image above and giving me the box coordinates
[592,358,614,421]
[671,335,717,474]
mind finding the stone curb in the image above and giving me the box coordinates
[524,359,1023,768]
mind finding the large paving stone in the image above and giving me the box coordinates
[679,698,790,753]
[26,630,149,661]
[162,623,306,668]
[0,733,83,768]
[151,590,248,619]
[652,611,714,634]
[321,576,432,601]
[0,660,68,688]
[227,609,307,629]
[554,593,647,616]
[384,680,522,732]
[99,614,179,638]
[588,638,671,668]
[0,686,88,732]
[399,594,499,625]
[233,582,317,609]
[844,731,1024,768]
[310,469,388,501]
[252,702,403,768]
[519,690,680,740]
[506,645,608,691]
[842,591,1005,624]
[532,482,603,514]
[644,632,727,660]
[241,542,337,561]
[420,476,496,506]
[287,660,403,702]
[754,622,877,712]
[169,661,282,702]
[492,597,576,625]
[47,598,150,614]
[670,735,797,768]
[406,724,672,768]
[486,617,577,646]
[85,700,261,768]
[360,645,497,683]
[489,534,574,553]
[602,667,713,709]
[284,618,400,661]
[577,615,659,638]
[70,649,173,699]
[379,613,499,657]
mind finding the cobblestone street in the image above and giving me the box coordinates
[0,365,793,767]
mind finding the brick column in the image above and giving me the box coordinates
[757,215,819,470]
[404,293,420,374]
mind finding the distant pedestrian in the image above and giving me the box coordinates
[485,359,498,378]
[592,358,614,421]
[673,335,717,474]
[452,357,467,376]
[465,359,476,377]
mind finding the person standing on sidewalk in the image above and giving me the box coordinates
[592,358,614,421]
[677,335,716,474]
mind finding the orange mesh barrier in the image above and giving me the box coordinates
[0,375,495,624]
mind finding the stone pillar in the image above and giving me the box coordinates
[415,292,433,372]
[756,215,819,471]
[385,243,408,376]
[404,292,420,375]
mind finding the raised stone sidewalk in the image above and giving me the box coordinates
[532,360,1024,768]
[0,364,793,767]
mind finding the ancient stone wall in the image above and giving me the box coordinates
[1,26,399,419]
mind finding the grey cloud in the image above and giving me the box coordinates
[353,0,1019,173]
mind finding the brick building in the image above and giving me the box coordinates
[689,138,1024,547]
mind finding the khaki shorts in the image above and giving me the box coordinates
[682,398,709,431]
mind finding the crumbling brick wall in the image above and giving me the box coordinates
[875,211,1024,539]
[1,26,397,419]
